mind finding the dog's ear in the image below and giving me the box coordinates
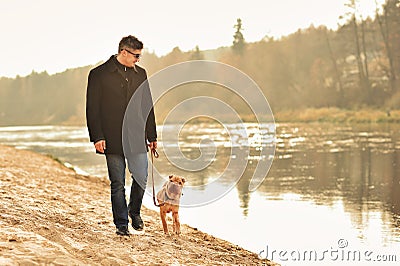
[169,175,173,180]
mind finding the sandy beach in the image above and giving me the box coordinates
[0,145,277,265]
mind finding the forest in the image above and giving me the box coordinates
[0,0,399,125]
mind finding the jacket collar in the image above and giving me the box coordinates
[105,55,137,73]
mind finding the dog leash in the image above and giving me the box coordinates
[150,148,164,207]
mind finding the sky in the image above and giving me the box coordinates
[0,0,386,78]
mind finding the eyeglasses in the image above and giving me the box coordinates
[124,49,142,59]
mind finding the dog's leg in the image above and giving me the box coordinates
[172,211,180,235]
[160,208,169,234]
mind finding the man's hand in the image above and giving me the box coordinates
[148,141,157,151]
[94,140,106,153]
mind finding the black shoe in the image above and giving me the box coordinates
[116,225,130,236]
[130,214,144,231]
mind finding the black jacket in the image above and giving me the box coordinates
[86,56,157,155]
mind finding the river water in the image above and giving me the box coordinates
[0,123,399,265]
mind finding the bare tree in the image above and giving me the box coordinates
[324,29,345,107]
[345,0,372,103]
[375,0,399,94]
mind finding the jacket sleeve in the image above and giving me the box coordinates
[142,72,157,142]
[146,105,157,142]
[86,69,105,143]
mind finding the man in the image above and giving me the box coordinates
[86,35,157,236]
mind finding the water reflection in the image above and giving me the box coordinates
[262,124,400,248]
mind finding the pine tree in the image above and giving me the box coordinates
[233,18,245,54]
[190,45,204,60]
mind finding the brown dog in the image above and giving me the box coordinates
[156,175,185,235]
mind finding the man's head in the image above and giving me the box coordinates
[117,35,143,67]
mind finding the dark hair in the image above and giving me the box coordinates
[118,35,143,52]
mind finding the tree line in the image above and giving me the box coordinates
[0,0,399,125]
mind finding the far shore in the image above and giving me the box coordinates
[65,107,400,126]
[1,108,399,127]
[272,107,400,124]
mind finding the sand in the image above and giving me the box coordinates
[0,145,277,265]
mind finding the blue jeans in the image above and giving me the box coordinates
[105,153,148,228]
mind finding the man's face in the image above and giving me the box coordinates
[122,48,142,67]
